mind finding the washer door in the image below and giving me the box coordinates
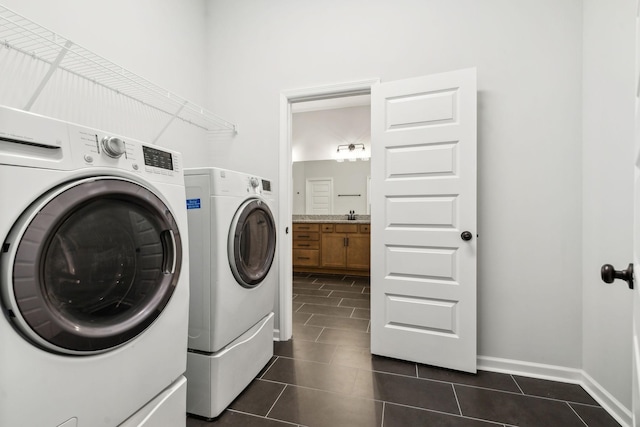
[228,198,276,288]
[2,177,182,354]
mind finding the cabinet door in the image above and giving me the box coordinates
[321,233,347,268]
[346,233,370,270]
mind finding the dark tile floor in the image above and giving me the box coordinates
[187,273,621,427]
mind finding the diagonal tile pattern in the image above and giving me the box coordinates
[187,273,621,427]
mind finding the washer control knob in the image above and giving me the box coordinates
[101,136,126,158]
[249,177,260,188]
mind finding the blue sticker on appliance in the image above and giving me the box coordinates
[186,198,201,209]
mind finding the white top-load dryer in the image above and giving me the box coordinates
[184,167,277,419]
[0,106,189,427]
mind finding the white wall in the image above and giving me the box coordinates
[292,106,371,162]
[582,0,635,411]
[206,0,585,371]
[0,0,212,166]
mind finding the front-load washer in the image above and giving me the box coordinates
[184,167,277,418]
[0,105,189,427]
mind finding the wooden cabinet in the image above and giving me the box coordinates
[345,230,370,270]
[293,222,370,276]
[320,232,346,268]
[321,223,370,271]
[292,223,320,267]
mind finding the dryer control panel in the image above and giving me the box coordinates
[246,175,272,196]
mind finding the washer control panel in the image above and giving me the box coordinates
[0,105,181,182]
[71,125,182,182]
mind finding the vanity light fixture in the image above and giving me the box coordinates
[336,143,369,162]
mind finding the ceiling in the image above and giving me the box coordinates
[291,94,370,114]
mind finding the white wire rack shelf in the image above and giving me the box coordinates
[0,4,236,136]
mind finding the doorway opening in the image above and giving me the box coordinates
[277,79,379,341]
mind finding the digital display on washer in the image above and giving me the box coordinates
[143,146,173,170]
[262,179,271,192]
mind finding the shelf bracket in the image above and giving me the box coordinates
[24,40,73,111]
[152,101,187,144]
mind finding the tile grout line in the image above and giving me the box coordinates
[511,374,525,394]
[258,355,279,380]
[373,401,508,426]
[302,317,370,334]
[267,356,544,404]
[264,383,290,420]
[224,408,301,426]
[303,314,313,326]
[451,383,463,416]
[257,379,462,416]
[380,401,386,427]
[269,355,415,379]
[567,401,590,427]
[448,382,601,406]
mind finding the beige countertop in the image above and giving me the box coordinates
[293,219,370,224]
[292,214,370,224]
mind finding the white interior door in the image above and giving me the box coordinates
[633,1,640,422]
[370,68,477,373]
[305,178,333,214]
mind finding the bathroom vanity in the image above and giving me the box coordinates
[292,215,370,277]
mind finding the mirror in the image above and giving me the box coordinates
[293,160,370,215]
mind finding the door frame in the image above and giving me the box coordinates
[277,78,379,340]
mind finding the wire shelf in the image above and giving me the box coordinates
[0,4,236,135]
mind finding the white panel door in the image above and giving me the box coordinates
[634,1,640,423]
[305,178,333,214]
[370,69,477,373]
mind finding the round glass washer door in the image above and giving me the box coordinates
[2,177,182,355]
[228,198,276,288]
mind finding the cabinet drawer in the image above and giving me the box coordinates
[293,223,319,232]
[335,223,358,233]
[321,224,334,232]
[293,249,319,266]
[293,231,319,241]
[359,224,370,233]
[293,240,320,249]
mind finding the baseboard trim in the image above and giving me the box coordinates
[478,356,632,427]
